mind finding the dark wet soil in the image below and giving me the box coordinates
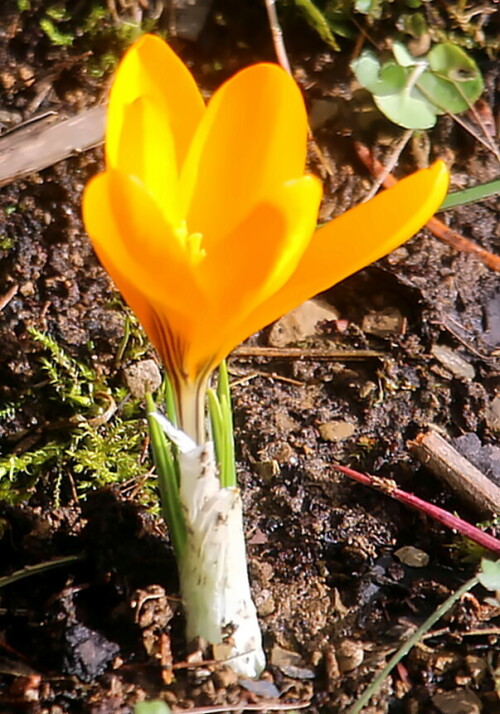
[1,1,500,712]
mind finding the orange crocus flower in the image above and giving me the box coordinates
[83,34,449,441]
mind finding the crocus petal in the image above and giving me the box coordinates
[181,175,322,376]
[180,63,309,247]
[83,170,203,318]
[199,175,322,311]
[213,161,449,360]
[114,96,181,225]
[106,33,205,214]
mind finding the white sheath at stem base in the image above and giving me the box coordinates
[153,414,266,678]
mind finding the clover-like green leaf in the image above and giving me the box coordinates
[352,50,436,129]
[418,43,484,114]
[374,89,436,129]
[351,41,484,130]
[352,53,409,95]
[477,558,500,592]
[355,0,383,17]
[392,40,423,67]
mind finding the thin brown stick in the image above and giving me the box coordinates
[0,283,19,311]
[354,141,500,272]
[362,129,414,202]
[170,703,311,714]
[263,0,292,75]
[230,370,305,388]
[408,430,500,515]
[232,346,383,360]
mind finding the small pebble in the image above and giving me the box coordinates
[279,664,315,680]
[270,645,302,668]
[362,306,405,337]
[268,299,338,347]
[432,689,482,714]
[335,639,364,672]
[394,545,430,568]
[124,359,161,398]
[431,344,475,381]
[239,678,281,698]
[255,590,275,617]
[318,421,356,442]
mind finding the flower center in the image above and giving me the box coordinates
[175,221,206,265]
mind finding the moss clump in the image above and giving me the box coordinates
[0,329,158,509]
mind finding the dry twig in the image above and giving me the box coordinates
[0,283,18,311]
[232,346,383,360]
[409,430,500,515]
[0,106,105,187]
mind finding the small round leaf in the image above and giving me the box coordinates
[418,43,484,113]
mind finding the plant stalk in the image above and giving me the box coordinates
[152,412,265,677]
[177,377,208,444]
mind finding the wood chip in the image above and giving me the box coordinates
[0,106,105,187]
[409,430,500,515]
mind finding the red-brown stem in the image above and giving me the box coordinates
[335,464,500,556]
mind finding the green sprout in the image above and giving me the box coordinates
[207,360,237,489]
[146,361,237,556]
[145,362,264,676]
[146,391,185,558]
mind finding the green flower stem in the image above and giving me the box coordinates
[207,361,236,488]
[207,388,224,470]
[218,361,236,488]
[164,374,178,427]
[147,364,265,676]
[0,554,84,589]
[440,178,500,210]
[151,412,265,677]
[348,574,479,714]
[146,393,186,558]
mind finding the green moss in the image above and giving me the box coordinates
[81,0,160,78]
[0,236,14,251]
[45,4,70,21]
[0,445,62,504]
[29,328,96,410]
[39,17,74,46]
[82,2,109,32]
[0,330,157,509]
[87,50,120,79]
[70,419,150,492]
